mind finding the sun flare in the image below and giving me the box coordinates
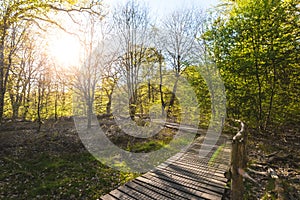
[48,34,81,68]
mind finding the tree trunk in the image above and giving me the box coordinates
[10,79,23,122]
[252,36,263,129]
[11,101,21,121]
[129,103,136,121]
[37,86,42,132]
[106,92,112,115]
[54,89,58,121]
[159,54,165,117]
[148,79,151,102]
[265,53,277,129]
[87,102,93,129]
[0,41,5,123]
[167,76,179,119]
[22,81,31,121]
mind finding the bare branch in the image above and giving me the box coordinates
[48,4,104,18]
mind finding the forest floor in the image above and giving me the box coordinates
[0,118,299,199]
[0,119,138,199]
[0,118,176,200]
[241,124,300,200]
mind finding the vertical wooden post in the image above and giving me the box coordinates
[231,121,247,200]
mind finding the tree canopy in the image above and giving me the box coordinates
[204,0,299,129]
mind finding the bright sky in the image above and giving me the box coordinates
[46,0,221,69]
[103,0,220,16]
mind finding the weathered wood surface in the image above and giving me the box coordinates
[231,121,248,200]
[101,135,231,200]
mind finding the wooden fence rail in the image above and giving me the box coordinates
[230,120,248,200]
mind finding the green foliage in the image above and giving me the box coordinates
[183,66,212,126]
[1,0,298,130]
[205,0,300,129]
[0,0,102,122]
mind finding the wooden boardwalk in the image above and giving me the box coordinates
[101,135,231,200]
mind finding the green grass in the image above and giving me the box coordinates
[126,128,176,153]
[127,140,165,152]
[208,144,225,166]
[1,152,139,199]
[126,133,192,153]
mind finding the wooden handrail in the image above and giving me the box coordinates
[231,120,248,200]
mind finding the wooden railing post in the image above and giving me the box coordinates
[231,121,247,200]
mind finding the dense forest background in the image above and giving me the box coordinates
[0,0,299,131]
[1,0,299,131]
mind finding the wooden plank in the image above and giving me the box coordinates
[154,169,225,195]
[165,158,226,175]
[117,185,154,200]
[151,151,186,171]
[155,162,228,189]
[155,165,226,187]
[144,172,223,200]
[155,165,226,192]
[141,174,207,200]
[125,180,171,200]
[175,163,227,179]
[146,171,224,198]
[162,160,227,181]
[135,176,197,200]
[177,154,231,170]
[109,189,137,200]
[132,179,186,200]
[101,193,119,200]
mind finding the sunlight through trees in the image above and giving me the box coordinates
[0,0,298,131]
